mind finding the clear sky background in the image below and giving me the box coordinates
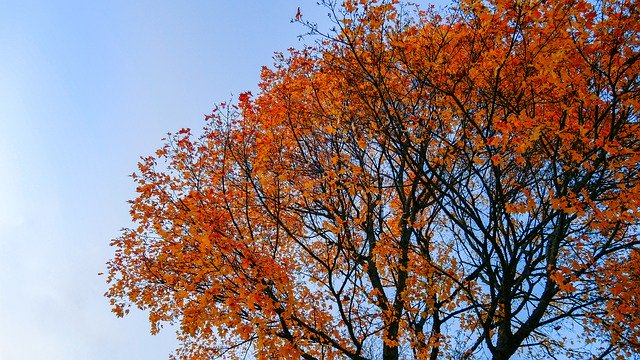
[0,1,437,359]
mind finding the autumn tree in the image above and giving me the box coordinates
[106,0,640,359]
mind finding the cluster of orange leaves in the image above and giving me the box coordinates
[107,0,640,359]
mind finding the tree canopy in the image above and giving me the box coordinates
[106,0,640,359]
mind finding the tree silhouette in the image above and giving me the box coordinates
[106,0,640,359]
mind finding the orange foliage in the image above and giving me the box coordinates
[107,0,640,359]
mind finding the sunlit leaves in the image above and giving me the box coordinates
[106,0,640,359]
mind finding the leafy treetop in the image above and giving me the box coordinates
[107,0,640,359]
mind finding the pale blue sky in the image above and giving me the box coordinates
[0,1,329,359]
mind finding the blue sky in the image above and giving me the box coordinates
[0,1,331,358]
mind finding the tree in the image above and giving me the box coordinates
[106,0,640,359]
